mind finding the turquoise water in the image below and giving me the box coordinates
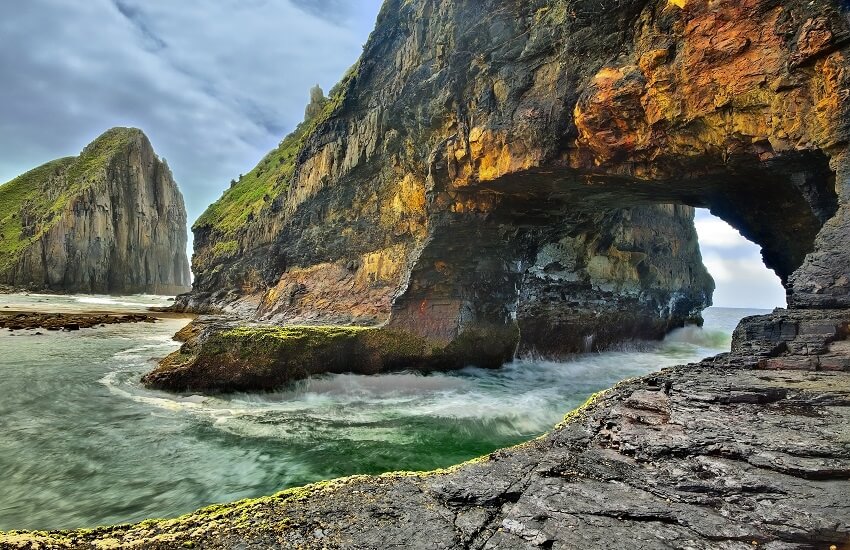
[0,296,767,531]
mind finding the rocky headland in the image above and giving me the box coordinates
[151,0,849,392]
[0,128,191,295]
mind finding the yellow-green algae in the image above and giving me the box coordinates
[0,391,610,548]
[0,128,143,271]
[208,325,428,361]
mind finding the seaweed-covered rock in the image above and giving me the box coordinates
[144,322,517,393]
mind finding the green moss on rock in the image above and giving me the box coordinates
[0,157,74,264]
[142,321,519,394]
[0,127,144,272]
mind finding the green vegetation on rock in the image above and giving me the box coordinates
[0,128,143,271]
[193,64,358,237]
[0,157,73,264]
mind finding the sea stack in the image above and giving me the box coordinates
[0,127,191,295]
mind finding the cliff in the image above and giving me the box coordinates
[0,128,191,295]
[155,0,849,391]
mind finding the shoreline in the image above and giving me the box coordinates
[0,309,847,548]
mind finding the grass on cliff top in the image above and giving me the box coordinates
[193,65,358,237]
[0,157,73,261]
[0,127,142,269]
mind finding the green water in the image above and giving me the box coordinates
[0,294,766,531]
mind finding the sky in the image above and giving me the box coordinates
[0,1,786,310]
[694,209,786,310]
[0,0,383,224]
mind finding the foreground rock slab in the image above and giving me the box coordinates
[3,363,848,549]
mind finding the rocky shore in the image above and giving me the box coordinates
[2,310,848,549]
[0,312,157,332]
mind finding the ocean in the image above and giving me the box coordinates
[0,294,768,531]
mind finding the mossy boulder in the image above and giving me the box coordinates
[143,321,519,393]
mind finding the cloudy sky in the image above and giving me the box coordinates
[0,1,786,309]
[694,209,786,310]
[0,0,383,223]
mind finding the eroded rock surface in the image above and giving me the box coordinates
[5,321,849,548]
[161,0,850,385]
[0,128,191,295]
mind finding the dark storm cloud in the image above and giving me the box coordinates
[0,0,383,227]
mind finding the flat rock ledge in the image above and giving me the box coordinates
[0,312,156,331]
[2,310,849,549]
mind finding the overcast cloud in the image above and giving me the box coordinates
[0,0,382,224]
[694,210,786,310]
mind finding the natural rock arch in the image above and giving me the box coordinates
[155,0,850,391]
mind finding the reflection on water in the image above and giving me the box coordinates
[0,302,766,531]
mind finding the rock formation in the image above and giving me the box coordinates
[152,0,848,391]
[0,128,192,295]
[2,0,850,546]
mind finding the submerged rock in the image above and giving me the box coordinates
[0,128,191,295]
[0,312,156,331]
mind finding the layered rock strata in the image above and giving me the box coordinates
[0,128,191,295]
[156,0,850,389]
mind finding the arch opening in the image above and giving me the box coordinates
[387,150,839,360]
[694,209,786,310]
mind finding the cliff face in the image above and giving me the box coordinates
[0,128,191,295]
[178,0,768,367]
[157,0,850,389]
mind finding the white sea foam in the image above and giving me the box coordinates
[97,306,768,445]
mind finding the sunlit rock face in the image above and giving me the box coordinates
[0,128,191,295]
[180,0,849,370]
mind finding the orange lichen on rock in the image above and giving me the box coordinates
[574,0,847,172]
[448,126,543,186]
